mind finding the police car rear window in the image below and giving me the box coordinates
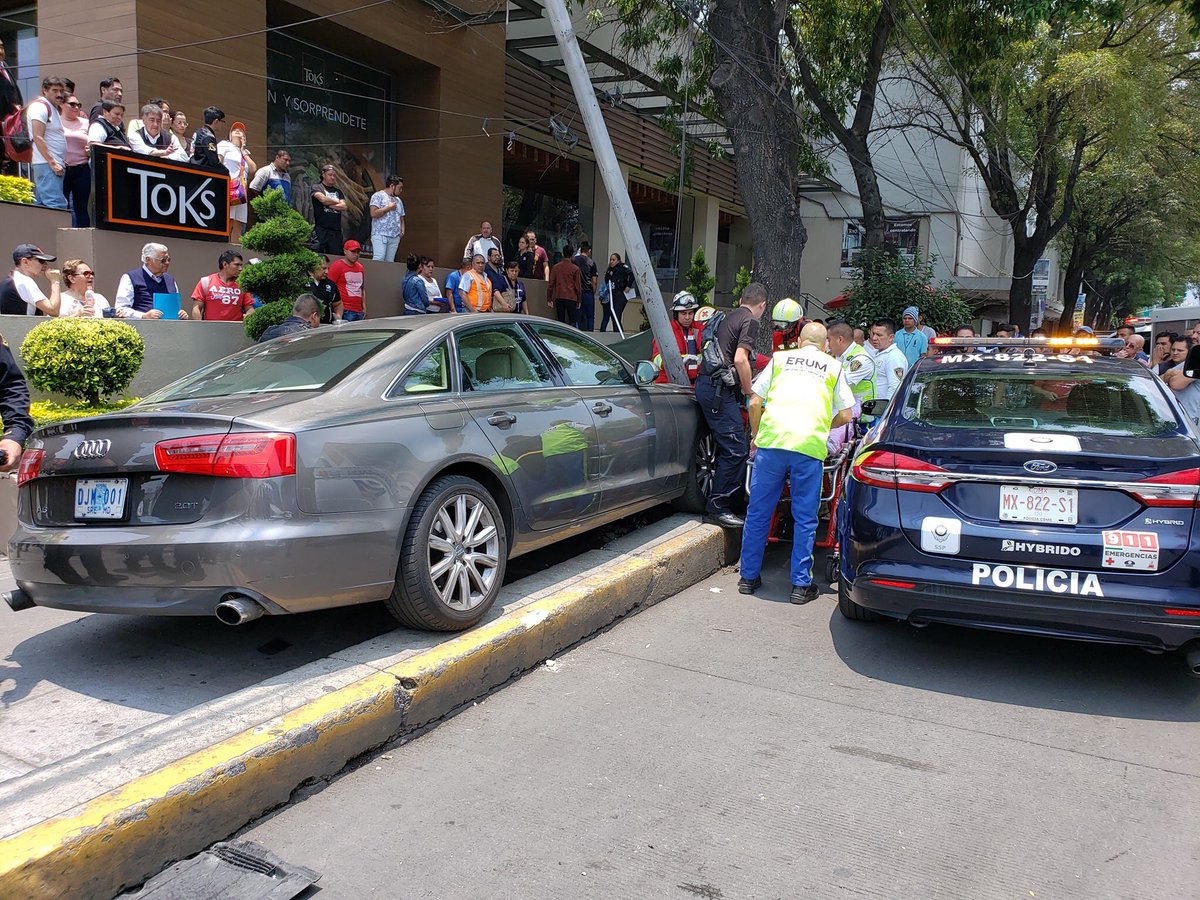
[901,371,1180,436]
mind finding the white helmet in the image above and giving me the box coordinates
[672,290,700,312]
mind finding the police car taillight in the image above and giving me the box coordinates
[852,450,951,493]
[1127,467,1200,508]
[16,449,44,486]
[154,433,297,478]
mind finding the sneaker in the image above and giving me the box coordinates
[790,583,820,605]
[737,576,761,595]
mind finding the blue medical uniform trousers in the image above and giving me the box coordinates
[739,446,823,587]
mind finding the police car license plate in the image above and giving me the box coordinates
[74,478,129,520]
[999,484,1077,526]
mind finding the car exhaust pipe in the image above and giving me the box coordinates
[215,594,265,626]
[3,589,34,612]
[1185,645,1200,678]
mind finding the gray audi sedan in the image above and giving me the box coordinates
[7,316,710,631]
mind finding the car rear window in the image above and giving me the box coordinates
[146,330,401,401]
[901,369,1181,436]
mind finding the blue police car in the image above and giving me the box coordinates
[837,338,1200,672]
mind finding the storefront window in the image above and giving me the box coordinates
[266,32,392,251]
[0,8,38,111]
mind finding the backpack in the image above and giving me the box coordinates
[1,97,46,164]
[697,309,736,387]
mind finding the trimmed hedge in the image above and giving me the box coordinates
[21,318,145,405]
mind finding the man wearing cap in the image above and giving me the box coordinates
[312,164,347,254]
[0,245,63,316]
[190,106,224,169]
[114,242,183,319]
[328,241,366,321]
[896,306,930,366]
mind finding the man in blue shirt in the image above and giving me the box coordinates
[895,305,929,366]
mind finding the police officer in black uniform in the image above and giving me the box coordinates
[190,106,224,168]
[0,333,33,470]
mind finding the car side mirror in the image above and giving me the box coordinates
[861,398,889,417]
[635,360,657,385]
[1185,346,1200,378]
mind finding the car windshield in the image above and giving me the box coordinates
[144,329,402,402]
[901,369,1181,436]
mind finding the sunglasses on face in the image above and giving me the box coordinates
[76,271,94,278]
[65,101,82,108]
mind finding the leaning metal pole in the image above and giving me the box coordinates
[543,0,689,386]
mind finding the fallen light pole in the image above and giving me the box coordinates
[543,0,689,387]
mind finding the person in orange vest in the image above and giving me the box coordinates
[651,290,703,382]
[461,253,493,313]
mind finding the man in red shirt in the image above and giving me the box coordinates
[328,240,366,321]
[190,249,253,321]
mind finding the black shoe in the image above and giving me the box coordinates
[704,511,745,529]
[738,576,761,595]
[791,583,820,605]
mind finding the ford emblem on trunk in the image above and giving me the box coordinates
[1024,459,1057,474]
[72,439,112,460]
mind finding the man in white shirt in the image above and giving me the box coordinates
[0,244,63,316]
[869,318,910,401]
[463,220,501,263]
[28,75,68,210]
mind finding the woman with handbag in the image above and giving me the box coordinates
[218,122,256,242]
[490,259,526,314]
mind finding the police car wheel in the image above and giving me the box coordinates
[837,577,882,622]
[387,475,507,631]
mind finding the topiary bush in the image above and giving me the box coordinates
[21,319,145,405]
[684,246,716,303]
[241,187,320,340]
[0,174,35,205]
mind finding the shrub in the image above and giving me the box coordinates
[732,265,752,305]
[243,299,294,343]
[21,319,145,405]
[240,187,320,334]
[684,246,716,302]
[31,397,140,427]
[0,175,34,205]
[842,250,973,335]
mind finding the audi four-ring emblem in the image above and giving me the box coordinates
[72,439,112,460]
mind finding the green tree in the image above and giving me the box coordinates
[903,0,1200,331]
[843,251,972,335]
[240,189,321,340]
[684,246,716,301]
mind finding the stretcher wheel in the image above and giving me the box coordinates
[824,554,839,585]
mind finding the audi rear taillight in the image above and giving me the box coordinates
[154,433,296,478]
[1127,467,1200,508]
[852,450,951,493]
[16,449,44,486]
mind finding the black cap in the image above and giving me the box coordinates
[13,243,56,264]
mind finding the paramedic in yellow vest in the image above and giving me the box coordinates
[738,322,855,605]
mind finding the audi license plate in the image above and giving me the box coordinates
[74,478,129,520]
[999,484,1077,525]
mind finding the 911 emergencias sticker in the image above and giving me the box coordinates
[1101,530,1159,571]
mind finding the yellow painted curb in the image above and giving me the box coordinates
[0,522,724,899]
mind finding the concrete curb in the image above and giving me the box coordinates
[0,518,725,899]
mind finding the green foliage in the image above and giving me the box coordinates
[21,319,145,405]
[0,175,34,205]
[244,299,294,342]
[31,397,140,427]
[843,251,972,335]
[732,265,752,305]
[684,247,716,302]
[239,187,320,313]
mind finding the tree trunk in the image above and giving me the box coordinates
[1061,230,1089,325]
[846,133,887,254]
[708,0,806,349]
[1009,233,1041,333]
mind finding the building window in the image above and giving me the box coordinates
[0,8,38,110]
[266,31,393,250]
[841,217,921,276]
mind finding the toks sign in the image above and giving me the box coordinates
[92,146,231,241]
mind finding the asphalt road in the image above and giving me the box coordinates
[0,509,665,783]
[238,546,1200,900]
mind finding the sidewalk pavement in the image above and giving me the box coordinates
[0,514,728,900]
